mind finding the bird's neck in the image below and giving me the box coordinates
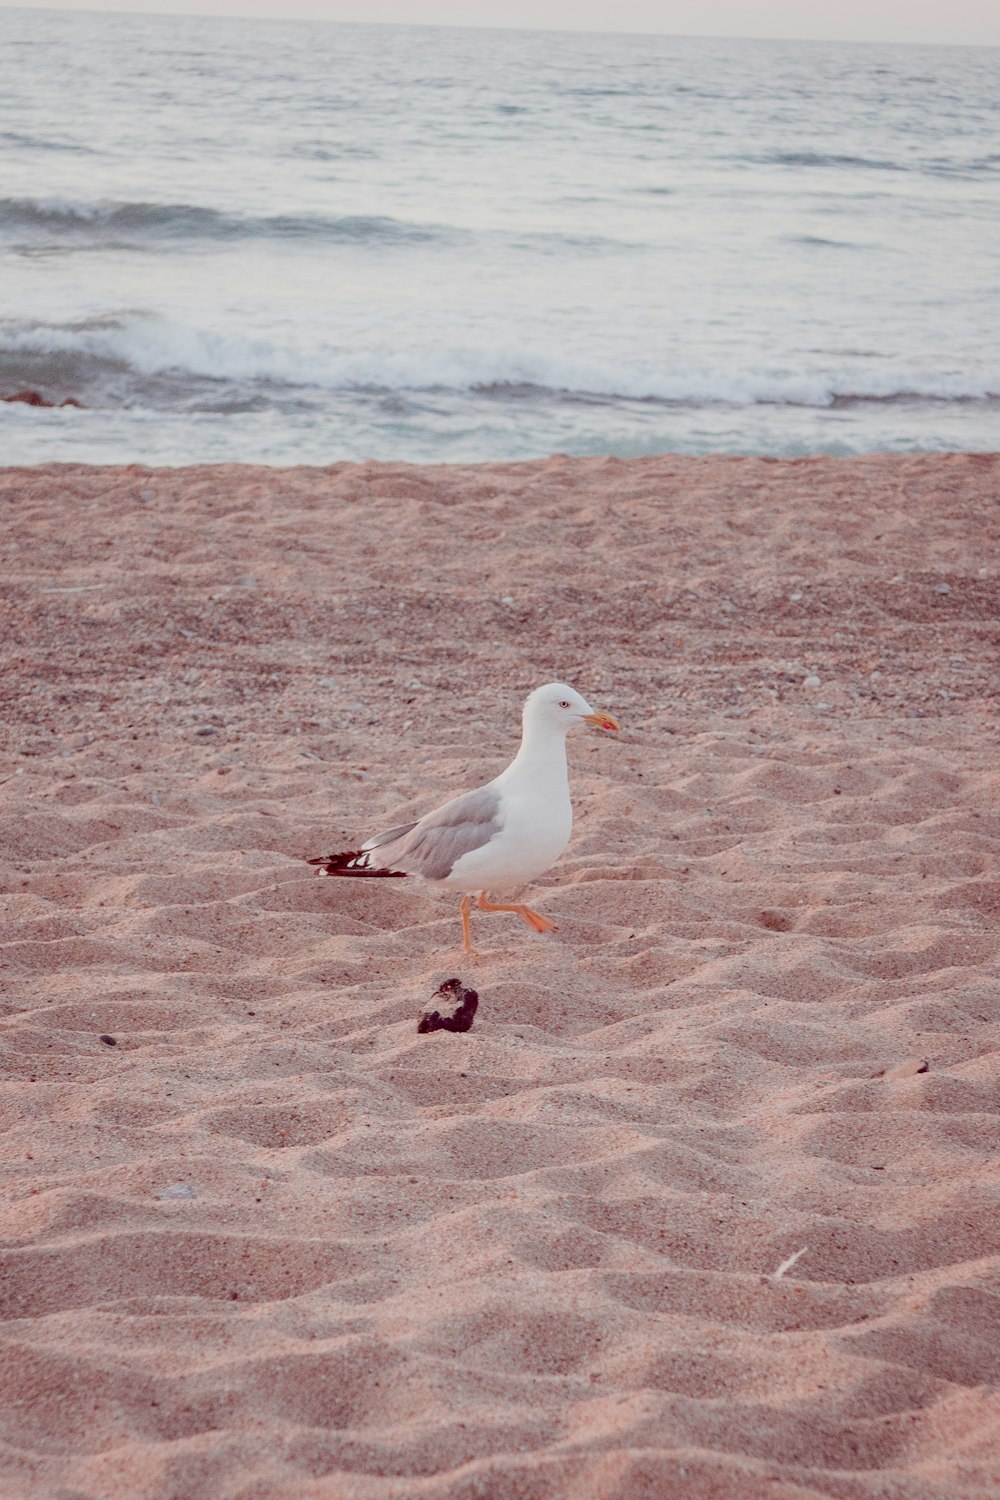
[504,721,569,790]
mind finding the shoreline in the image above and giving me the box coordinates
[2,453,998,1497]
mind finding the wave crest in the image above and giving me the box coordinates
[0,198,447,246]
[2,315,998,413]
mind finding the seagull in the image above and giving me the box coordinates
[308,682,620,955]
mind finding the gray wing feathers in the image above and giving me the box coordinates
[365,787,502,881]
[362,819,419,851]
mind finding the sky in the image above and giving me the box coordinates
[3,0,1000,46]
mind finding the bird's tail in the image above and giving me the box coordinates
[307,850,407,878]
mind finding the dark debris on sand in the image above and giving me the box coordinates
[417,978,479,1034]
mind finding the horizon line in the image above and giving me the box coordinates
[3,3,1000,51]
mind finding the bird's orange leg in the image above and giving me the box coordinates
[475,890,557,935]
[459,893,478,957]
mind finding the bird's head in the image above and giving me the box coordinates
[523,682,620,736]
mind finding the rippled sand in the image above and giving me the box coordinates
[1,455,998,1498]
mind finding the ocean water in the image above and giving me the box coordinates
[1,9,998,465]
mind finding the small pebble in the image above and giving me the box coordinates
[195,725,217,736]
[158,1183,197,1201]
[803,674,821,689]
[934,583,951,594]
[99,1034,117,1046]
[883,1058,929,1081]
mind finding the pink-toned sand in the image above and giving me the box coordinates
[1,455,998,1500]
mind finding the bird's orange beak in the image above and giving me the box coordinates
[583,710,620,732]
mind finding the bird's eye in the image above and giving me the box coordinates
[559,700,571,708]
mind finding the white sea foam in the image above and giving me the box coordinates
[4,315,997,409]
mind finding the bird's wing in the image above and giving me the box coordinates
[362,819,420,851]
[366,786,503,881]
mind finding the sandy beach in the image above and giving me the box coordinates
[1,453,998,1499]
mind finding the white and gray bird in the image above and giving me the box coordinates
[308,682,620,955]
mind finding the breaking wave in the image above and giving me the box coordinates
[3,314,998,413]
